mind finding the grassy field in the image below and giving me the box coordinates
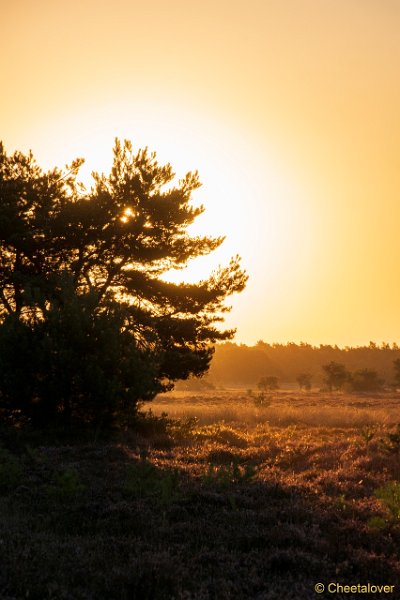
[1,390,400,599]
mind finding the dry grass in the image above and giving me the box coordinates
[149,389,400,428]
[1,389,400,599]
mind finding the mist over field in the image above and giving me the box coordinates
[198,341,400,389]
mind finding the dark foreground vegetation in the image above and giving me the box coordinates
[1,391,400,599]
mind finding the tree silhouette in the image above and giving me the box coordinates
[296,372,312,391]
[349,368,384,392]
[322,361,350,391]
[0,140,247,428]
[257,375,279,392]
[393,359,400,389]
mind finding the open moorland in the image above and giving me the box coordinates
[1,390,400,599]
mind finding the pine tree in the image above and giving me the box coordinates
[0,140,247,428]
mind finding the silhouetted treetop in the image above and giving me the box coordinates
[0,139,246,323]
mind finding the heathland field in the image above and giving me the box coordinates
[1,390,400,599]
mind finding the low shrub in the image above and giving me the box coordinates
[47,469,86,502]
[202,460,258,489]
[0,448,22,493]
[192,424,249,448]
[379,424,400,455]
[123,458,182,506]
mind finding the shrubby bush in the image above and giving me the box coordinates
[258,375,279,391]
[0,290,162,429]
[348,368,384,392]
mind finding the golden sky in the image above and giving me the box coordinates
[2,0,400,347]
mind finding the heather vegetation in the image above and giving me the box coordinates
[1,390,400,598]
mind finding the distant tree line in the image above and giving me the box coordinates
[255,363,389,394]
[206,341,400,389]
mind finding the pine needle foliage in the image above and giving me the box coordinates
[0,140,247,429]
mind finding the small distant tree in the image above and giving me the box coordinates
[349,368,384,392]
[296,372,312,391]
[258,376,279,392]
[393,359,400,389]
[322,361,350,391]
